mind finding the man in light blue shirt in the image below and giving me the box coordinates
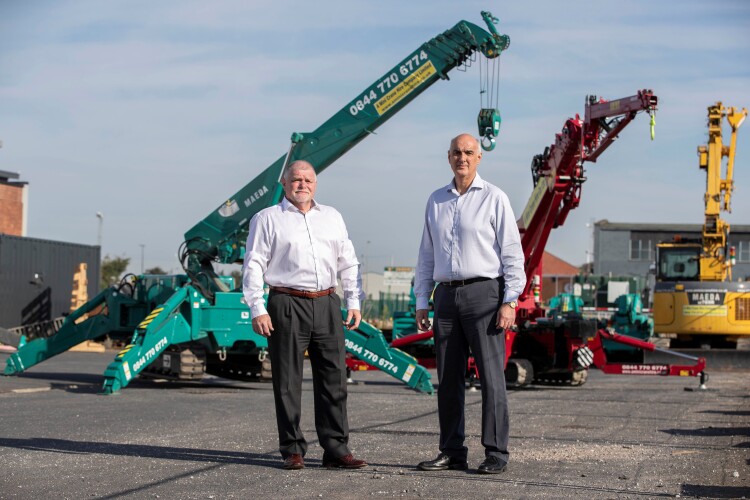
[414,133,526,474]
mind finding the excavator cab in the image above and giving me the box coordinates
[656,243,701,281]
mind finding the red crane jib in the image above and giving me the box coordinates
[517,90,657,312]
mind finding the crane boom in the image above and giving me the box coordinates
[652,102,749,349]
[518,90,658,304]
[697,102,747,281]
[182,15,510,297]
[5,12,512,395]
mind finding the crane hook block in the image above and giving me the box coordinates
[478,108,501,151]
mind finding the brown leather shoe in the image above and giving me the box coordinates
[282,453,304,470]
[322,453,368,469]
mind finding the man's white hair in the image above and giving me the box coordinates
[282,160,316,181]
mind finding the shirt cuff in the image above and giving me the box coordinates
[251,303,268,318]
[502,293,520,304]
[346,298,361,311]
[416,297,430,311]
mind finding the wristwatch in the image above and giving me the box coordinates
[503,300,517,309]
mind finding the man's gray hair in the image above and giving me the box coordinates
[282,160,316,181]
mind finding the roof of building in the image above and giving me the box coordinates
[0,170,19,181]
[595,219,750,233]
[542,251,580,276]
[0,170,27,186]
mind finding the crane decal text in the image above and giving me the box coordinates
[349,50,431,117]
[243,185,269,208]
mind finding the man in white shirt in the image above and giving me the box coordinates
[414,133,526,474]
[243,160,367,471]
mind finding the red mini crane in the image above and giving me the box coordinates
[387,90,708,388]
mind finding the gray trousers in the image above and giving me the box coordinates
[433,278,510,463]
[266,291,350,459]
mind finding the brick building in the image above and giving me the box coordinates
[0,170,28,236]
[541,251,580,303]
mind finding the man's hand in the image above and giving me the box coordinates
[416,309,431,332]
[496,303,516,330]
[252,314,274,337]
[344,309,361,330]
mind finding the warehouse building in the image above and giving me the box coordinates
[0,169,100,329]
[593,220,750,281]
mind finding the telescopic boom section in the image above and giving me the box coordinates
[181,13,510,297]
[518,90,657,303]
[697,102,747,281]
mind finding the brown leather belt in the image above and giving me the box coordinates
[269,286,336,299]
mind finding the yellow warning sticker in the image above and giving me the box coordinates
[521,180,548,230]
[375,61,436,116]
[682,305,727,317]
[402,364,415,383]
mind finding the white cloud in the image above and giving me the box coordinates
[0,0,748,277]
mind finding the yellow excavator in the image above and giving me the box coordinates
[653,102,749,348]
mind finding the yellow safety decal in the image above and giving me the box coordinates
[137,308,164,329]
[116,344,135,358]
[521,180,548,230]
[375,61,436,116]
[679,370,689,377]
[393,347,417,363]
[402,364,415,383]
[682,305,727,317]
[145,308,163,320]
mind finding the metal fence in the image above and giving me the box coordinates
[362,291,411,322]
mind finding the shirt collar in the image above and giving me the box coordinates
[281,196,320,213]
[446,172,485,195]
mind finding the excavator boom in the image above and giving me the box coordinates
[653,102,749,347]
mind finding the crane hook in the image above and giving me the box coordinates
[481,134,497,151]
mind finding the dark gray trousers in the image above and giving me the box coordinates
[433,278,510,463]
[266,291,350,459]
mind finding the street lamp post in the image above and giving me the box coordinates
[96,212,104,247]
[140,244,145,274]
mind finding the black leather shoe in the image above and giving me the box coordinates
[417,453,468,471]
[477,456,507,474]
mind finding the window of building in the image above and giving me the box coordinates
[738,240,750,263]
[629,239,652,261]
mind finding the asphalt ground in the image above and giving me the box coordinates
[0,350,748,499]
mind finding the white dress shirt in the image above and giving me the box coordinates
[242,197,364,318]
[414,173,526,311]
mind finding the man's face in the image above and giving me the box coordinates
[282,164,317,208]
[448,135,482,179]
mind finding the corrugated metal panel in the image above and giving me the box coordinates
[0,235,100,328]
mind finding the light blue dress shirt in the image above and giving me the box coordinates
[415,173,526,311]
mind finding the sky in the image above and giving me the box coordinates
[1,0,749,278]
